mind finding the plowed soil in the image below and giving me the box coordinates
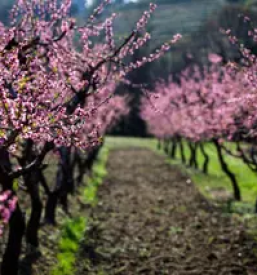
[75,148,257,275]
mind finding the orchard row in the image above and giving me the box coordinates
[141,39,257,207]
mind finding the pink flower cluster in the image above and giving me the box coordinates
[0,0,181,156]
[141,54,257,144]
[0,191,17,235]
[73,82,130,148]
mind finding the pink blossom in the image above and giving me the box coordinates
[208,53,222,64]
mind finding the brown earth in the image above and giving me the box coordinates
[76,148,257,275]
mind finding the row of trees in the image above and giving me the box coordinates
[0,0,181,274]
[112,0,257,136]
[141,42,257,208]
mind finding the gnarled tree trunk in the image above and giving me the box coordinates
[163,139,169,155]
[214,140,241,201]
[188,142,199,169]
[170,137,177,159]
[199,143,209,174]
[44,147,74,225]
[26,181,43,248]
[18,140,45,249]
[178,137,186,164]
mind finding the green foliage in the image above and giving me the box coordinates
[60,218,86,248]
[83,180,98,205]
[169,226,183,235]
[92,148,108,179]
[83,147,109,206]
[13,178,19,192]
[52,217,87,275]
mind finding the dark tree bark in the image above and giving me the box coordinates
[199,143,209,174]
[1,203,25,275]
[170,137,177,159]
[26,182,43,248]
[44,190,59,225]
[178,137,186,164]
[188,142,199,169]
[213,140,241,201]
[73,145,101,188]
[74,150,87,187]
[85,146,101,171]
[188,142,194,167]
[18,140,45,248]
[163,139,169,155]
[44,147,74,225]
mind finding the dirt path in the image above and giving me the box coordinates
[76,148,257,275]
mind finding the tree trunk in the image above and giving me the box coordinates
[189,142,198,169]
[199,143,209,174]
[44,151,63,225]
[85,146,100,171]
[44,190,59,225]
[164,139,169,155]
[188,142,194,167]
[18,140,44,248]
[170,138,177,159]
[214,140,241,201]
[44,147,73,224]
[178,138,186,164]
[76,156,87,186]
[26,182,42,248]
[195,143,199,169]
[1,203,25,275]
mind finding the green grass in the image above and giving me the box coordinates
[52,217,87,275]
[51,147,109,275]
[105,136,157,150]
[105,136,257,211]
[175,142,257,205]
[83,147,109,207]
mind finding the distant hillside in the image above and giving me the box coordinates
[108,0,228,46]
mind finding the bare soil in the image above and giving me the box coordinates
[76,148,257,275]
